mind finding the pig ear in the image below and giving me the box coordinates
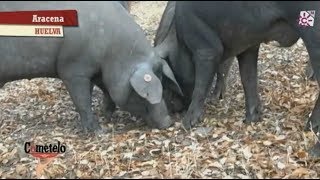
[130,67,163,104]
[161,60,184,96]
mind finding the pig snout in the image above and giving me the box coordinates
[156,115,173,129]
[146,114,174,130]
[146,99,174,129]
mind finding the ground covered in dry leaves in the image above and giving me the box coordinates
[1,1,320,179]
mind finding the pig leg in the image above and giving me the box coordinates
[92,78,116,120]
[297,23,320,133]
[303,43,320,157]
[299,33,320,157]
[212,57,234,100]
[182,48,222,129]
[175,9,224,129]
[237,45,262,123]
[61,76,102,133]
[308,142,320,158]
[101,91,116,120]
[179,29,223,129]
[99,87,116,120]
[301,42,320,134]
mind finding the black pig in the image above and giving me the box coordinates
[171,1,319,155]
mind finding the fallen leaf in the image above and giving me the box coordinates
[149,149,161,156]
[35,157,55,178]
[263,141,273,146]
[106,146,114,153]
[100,150,108,156]
[151,140,162,146]
[291,167,309,177]
[2,159,8,164]
[76,170,82,178]
[141,170,150,176]
[256,172,264,179]
[194,127,213,138]
[139,134,146,140]
[118,171,127,177]
[209,161,223,169]
[80,159,88,165]
[99,169,105,177]
[223,175,234,179]
[231,144,239,150]
[15,164,27,175]
[20,157,30,162]
[266,54,274,58]
[151,129,160,133]
[241,146,252,160]
[202,169,212,175]
[237,174,251,179]
[123,152,133,159]
[277,162,286,170]
[296,151,308,159]
[212,134,219,138]
[236,93,244,100]
[219,158,227,165]
[0,144,8,154]
[140,160,156,167]
[163,140,170,149]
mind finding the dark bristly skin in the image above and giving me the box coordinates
[154,1,234,114]
[0,1,182,133]
[172,1,319,156]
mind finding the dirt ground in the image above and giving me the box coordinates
[0,1,319,178]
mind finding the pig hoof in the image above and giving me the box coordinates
[305,66,316,81]
[308,142,320,158]
[182,110,203,130]
[182,120,192,131]
[307,73,316,81]
[82,120,102,133]
[101,103,115,122]
[304,117,320,133]
[212,87,224,100]
[244,107,261,124]
[149,116,173,130]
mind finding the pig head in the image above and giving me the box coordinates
[101,52,183,129]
